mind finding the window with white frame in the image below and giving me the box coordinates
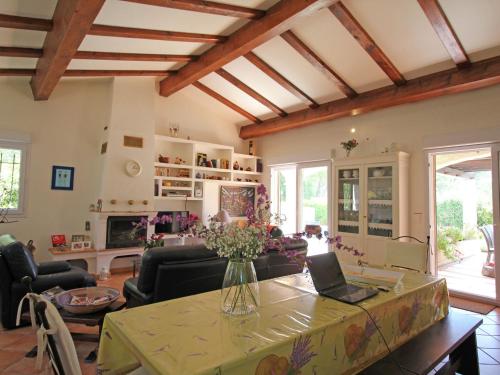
[0,141,28,216]
[270,161,331,236]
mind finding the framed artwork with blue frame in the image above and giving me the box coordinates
[51,166,74,190]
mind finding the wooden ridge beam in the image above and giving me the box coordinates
[0,46,196,61]
[30,0,106,100]
[281,30,357,98]
[121,0,265,19]
[0,69,172,76]
[192,81,262,123]
[417,0,470,68]
[244,52,318,108]
[239,55,500,139]
[159,0,340,97]
[0,14,52,31]
[329,2,406,86]
[88,24,225,43]
[216,68,286,117]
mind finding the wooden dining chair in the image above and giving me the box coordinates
[17,279,149,375]
[384,236,430,274]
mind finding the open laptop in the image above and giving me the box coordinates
[306,252,378,304]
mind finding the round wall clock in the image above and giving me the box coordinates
[125,160,142,177]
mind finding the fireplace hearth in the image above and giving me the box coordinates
[106,216,147,249]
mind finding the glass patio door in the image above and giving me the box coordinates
[429,146,497,302]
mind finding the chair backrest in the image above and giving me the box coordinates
[479,225,494,250]
[17,293,81,375]
[384,238,428,273]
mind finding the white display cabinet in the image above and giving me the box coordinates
[333,152,410,265]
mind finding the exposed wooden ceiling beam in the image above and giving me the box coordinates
[192,81,262,123]
[328,2,406,86]
[0,14,52,31]
[0,69,172,77]
[239,55,500,139]
[31,0,106,100]
[216,68,286,117]
[417,0,470,68]
[159,0,340,97]
[121,0,264,20]
[244,52,318,108]
[88,24,225,43]
[0,46,195,62]
[74,51,196,62]
[0,14,224,44]
[0,69,35,76]
[0,47,42,58]
[281,30,357,98]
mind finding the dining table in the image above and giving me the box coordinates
[97,268,449,375]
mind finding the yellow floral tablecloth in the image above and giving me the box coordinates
[97,271,449,375]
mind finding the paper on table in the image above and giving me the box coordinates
[342,264,405,287]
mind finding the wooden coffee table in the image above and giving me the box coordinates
[22,299,126,362]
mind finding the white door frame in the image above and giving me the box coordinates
[296,160,332,234]
[425,143,499,304]
[491,144,500,301]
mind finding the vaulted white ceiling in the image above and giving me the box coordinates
[1,0,499,126]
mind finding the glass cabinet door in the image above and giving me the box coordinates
[366,165,393,237]
[337,168,360,234]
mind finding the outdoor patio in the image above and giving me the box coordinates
[439,252,496,299]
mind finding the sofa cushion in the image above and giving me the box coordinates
[2,241,38,281]
[137,244,217,293]
[37,261,72,275]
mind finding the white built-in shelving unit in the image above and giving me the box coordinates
[154,135,263,201]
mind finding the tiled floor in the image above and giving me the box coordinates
[1,272,500,374]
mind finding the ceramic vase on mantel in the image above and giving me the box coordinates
[221,259,260,316]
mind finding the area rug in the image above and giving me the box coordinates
[450,296,496,315]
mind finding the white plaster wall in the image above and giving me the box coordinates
[98,78,156,212]
[0,77,113,261]
[256,84,500,240]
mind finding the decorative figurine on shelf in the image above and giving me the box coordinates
[340,138,358,157]
[233,161,240,170]
[159,154,169,163]
[169,122,180,137]
[96,199,102,212]
[174,157,185,165]
[240,167,244,171]
[245,167,252,172]
[249,140,255,156]
[196,172,202,179]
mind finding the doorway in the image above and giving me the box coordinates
[429,147,495,301]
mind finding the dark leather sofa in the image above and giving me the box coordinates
[123,239,308,308]
[0,234,96,329]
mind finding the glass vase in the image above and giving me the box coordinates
[221,259,260,315]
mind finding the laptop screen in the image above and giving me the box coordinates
[306,252,346,292]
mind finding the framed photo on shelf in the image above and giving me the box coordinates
[51,234,66,247]
[51,165,74,190]
[196,153,207,167]
[220,186,255,217]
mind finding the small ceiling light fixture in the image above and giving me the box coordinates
[350,128,356,134]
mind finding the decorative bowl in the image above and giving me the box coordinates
[372,168,385,177]
[342,170,352,178]
[55,287,120,314]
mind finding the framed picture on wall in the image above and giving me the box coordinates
[51,165,74,190]
[220,186,255,217]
